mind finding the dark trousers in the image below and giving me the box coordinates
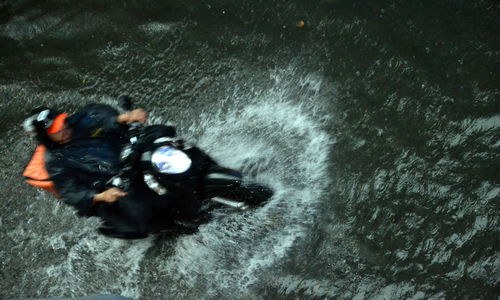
[95,177,173,239]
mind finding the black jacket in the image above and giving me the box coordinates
[45,104,127,216]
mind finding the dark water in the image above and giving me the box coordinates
[1,0,499,299]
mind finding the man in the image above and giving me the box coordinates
[23,102,176,238]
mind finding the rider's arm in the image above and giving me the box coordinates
[68,104,134,137]
[86,105,147,137]
[93,188,127,204]
[116,109,148,124]
[68,104,148,139]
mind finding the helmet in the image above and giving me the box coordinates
[23,107,64,135]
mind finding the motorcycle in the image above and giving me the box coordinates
[106,97,273,233]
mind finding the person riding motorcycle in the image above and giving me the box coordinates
[23,102,181,238]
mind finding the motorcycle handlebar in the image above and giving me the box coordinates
[118,95,133,111]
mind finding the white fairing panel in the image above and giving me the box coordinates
[151,146,192,174]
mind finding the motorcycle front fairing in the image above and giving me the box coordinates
[141,140,214,196]
[141,137,246,201]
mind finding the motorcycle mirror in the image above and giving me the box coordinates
[118,95,133,111]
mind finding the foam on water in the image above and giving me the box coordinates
[138,22,182,36]
[44,236,154,298]
[1,15,58,40]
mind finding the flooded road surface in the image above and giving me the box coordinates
[1,0,499,299]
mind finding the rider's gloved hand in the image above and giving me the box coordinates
[93,187,128,204]
[117,109,148,124]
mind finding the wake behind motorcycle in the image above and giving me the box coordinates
[107,97,273,232]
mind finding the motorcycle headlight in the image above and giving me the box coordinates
[151,146,192,174]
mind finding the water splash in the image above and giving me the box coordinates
[147,81,333,297]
